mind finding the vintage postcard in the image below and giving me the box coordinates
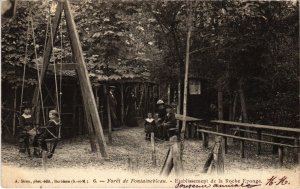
[1,0,300,188]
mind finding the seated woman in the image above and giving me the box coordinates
[33,109,60,158]
[18,102,34,156]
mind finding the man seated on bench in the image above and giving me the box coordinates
[33,110,60,158]
[160,104,177,141]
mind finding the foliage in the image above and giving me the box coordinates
[1,1,299,127]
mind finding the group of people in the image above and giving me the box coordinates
[144,100,177,141]
[18,102,60,158]
[107,86,139,129]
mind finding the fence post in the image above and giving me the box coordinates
[172,138,184,176]
[278,146,283,168]
[293,134,299,164]
[127,157,139,174]
[202,132,209,148]
[240,129,245,158]
[151,132,156,166]
[42,151,47,171]
[257,129,262,155]
[202,136,224,174]
[160,136,183,177]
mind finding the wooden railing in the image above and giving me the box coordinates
[196,120,300,167]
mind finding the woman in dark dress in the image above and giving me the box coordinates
[125,88,138,127]
[18,102,34,156]
[156,99,166,139]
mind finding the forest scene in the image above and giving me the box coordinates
[1,0,299,187]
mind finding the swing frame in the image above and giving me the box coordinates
[29,0,108,157]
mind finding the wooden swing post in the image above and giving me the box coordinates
[79,80,97,152]
[64,0,108,157]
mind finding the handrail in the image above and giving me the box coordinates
[211,120,300,133]
[198,129,299,148]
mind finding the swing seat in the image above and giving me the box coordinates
[34,124,61,159]
[35,137,59,159]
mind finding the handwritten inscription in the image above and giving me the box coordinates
[266,176,290,186]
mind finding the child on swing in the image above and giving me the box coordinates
[18,102,34,156]
[33,109,60,158]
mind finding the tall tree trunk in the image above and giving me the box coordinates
[180,2,193,160]
[13,87,17,136]
[181,6,192,134]
[217,86,223,131]
[232,92,238,121]
[167,83,171,104]
[104,85,112,144]
[177,78,181,114]
[228,98,233,121]
[238,79,248,122]
[120,83,124,126]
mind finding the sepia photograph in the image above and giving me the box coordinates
[1,0,300,188]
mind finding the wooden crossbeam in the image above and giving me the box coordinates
[211,120,300,133]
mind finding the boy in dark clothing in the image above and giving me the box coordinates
[33,109,60,158]
[18,102,34,156]
[144,113,156,141]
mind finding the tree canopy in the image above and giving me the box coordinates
[1,0,298,127]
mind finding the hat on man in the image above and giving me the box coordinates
[156,99,164,105]
[109,85,116,89]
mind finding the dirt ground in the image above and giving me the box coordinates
[1,126,297,175]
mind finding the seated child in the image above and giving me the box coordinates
[144,113,156,141]
[33,109,60,158]
[18,102,34,156]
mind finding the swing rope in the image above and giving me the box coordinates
[59,13,63,121]
[30,12,46,126]
[48,2,61,118]
[20,19,30,112]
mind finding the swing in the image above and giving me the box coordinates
[34,120,61,159]
[20,2,64,159]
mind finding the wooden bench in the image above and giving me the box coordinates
[198,129,299,167]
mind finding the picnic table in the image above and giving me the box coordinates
[175,114,204,139]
